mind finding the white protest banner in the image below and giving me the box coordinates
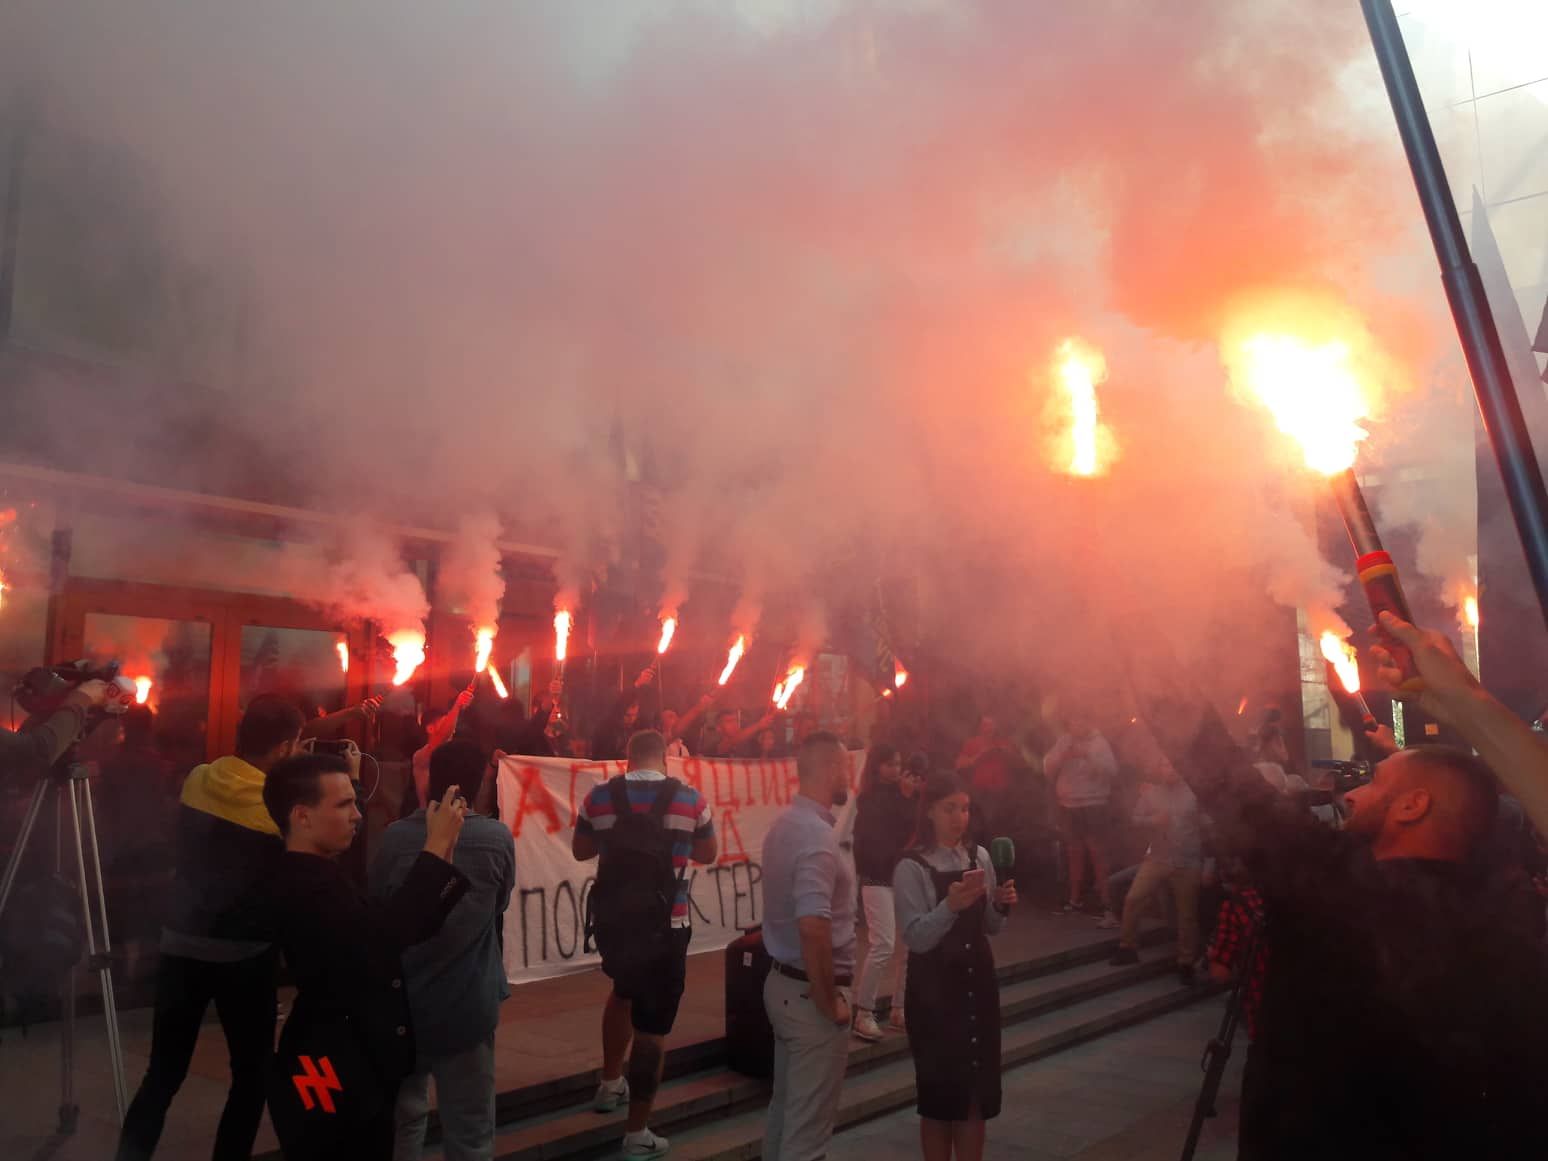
[496,749,863,984]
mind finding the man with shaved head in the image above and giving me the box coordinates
[1133,617,1548,1161]
[1339,745,1500,860]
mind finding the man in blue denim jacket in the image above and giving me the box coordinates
[372,740,515,1161]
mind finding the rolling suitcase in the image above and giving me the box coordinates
[724,924,774,1078]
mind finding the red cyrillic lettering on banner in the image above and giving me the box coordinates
[711,760,740,809]
[681,757,706,797]
[718,807,751,864]
[513,765,563,837]
[566,765,582,824]
[759,762,785,808]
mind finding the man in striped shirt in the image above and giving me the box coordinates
[572,730,716,1159]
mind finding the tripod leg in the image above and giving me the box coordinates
[67,777,128,1122]
[59,958,78,1135]
[0,777,50,915]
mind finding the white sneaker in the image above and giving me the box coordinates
[622,1127,670,1158]
[1096,910,1120,930]
[852,1010,883,1042]
[594,1076,630,1113]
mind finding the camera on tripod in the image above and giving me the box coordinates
[1311,758,1374,796]
[14,660,136,719]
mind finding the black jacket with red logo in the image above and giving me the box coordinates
[232,849,467,1153]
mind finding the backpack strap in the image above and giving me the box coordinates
[649,778,689,888]
[648,777,681,820]
[606,775,633,820]
[902,850,933,870]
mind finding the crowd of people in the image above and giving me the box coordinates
[3,601,1548,1161]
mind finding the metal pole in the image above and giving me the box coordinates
[0,103,28,342]
[1361,0,1548,629]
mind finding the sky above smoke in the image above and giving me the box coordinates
[0,0,1485,700]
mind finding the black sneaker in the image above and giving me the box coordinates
[1178,964,1196,987]
[1108,947,1140,967]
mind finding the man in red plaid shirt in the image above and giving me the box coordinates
[1207,884,1268,1159]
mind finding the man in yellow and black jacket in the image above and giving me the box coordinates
[116,694,306,1161]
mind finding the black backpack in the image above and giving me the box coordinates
[585,776,684,980]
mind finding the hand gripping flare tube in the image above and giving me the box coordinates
[1329,468,1423,692]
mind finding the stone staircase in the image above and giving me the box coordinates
[484,927,1210,1161]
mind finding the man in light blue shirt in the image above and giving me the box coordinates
[760,731,856,1161]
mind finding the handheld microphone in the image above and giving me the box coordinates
[989,836,1016,877]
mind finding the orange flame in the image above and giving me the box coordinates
[893,662,909,689]
[657,615,678,655]
[717,635,746,686]
[1052,339,1115,478]
[1463,595,1479,628]
[1236,696,1248,717]
[134,676,152,705]
[773,665,807,710]
[553,610,573,663]
[1319,631,1361,695]
[486,665,509,699]
[388,629,427,687]
[1225,330,1371,476]
[473,626,496,673]
[336,640,350,674]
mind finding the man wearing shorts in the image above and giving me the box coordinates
[573,730,716,1158]
[1045,711,1120,927]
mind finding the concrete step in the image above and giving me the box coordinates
[663,975,1216,1161]
[488,945,1194,1161]
[489,923,1176,1128]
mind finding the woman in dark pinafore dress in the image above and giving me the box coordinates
[894,771,1018,1161]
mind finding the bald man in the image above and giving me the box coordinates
[1140,696,1547,1160]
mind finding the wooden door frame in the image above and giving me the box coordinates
[52,578,377,759]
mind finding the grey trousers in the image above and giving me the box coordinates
[392,1034,497,1161]
[763,970,852,1161]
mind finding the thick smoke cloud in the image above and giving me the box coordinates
[0,1,1466,700]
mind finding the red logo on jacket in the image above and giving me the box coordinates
[292,1055,343,1113]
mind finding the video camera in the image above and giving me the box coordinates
[1310,758,1374,796]
[14,660,135,719]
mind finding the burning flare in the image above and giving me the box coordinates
[772,665,807,711]
[336,640,350,674]
[1319,632,1361,695]
[553,610,573,664]
[388,629,427,687]
[893,662,909,690]
[1052,339,1115,478]
[1226,332,1371,476]
[657,615,678,656]
[486,666,509,699]
[718,635,747,686]
[133,676,152,705]
[1463,595,1479,629]
[473,626,496,673]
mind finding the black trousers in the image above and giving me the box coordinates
[116,951,277,1161]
